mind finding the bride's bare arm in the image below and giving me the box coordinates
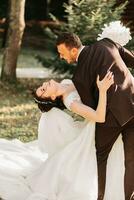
[70,72,114,123]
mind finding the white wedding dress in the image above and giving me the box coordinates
[0,80,125,200]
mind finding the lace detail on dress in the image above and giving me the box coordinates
[60,79,81,111]
[63,91,81,111]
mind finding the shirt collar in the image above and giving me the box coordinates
[76,45,85,62]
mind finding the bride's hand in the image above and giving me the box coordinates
[97,71,114,92]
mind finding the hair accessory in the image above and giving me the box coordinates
[34,98,56,105]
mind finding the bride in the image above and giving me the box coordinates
[0,71,125,200]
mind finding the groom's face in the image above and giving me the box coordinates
[57,43,78,64]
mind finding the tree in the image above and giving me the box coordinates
[36,0,127,76]
[1,0,26,81]
[64,0,127,44]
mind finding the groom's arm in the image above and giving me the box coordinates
[103,38,134,69]
[116,43,134,69]
[96,42,134,81]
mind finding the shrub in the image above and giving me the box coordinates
[63,0,127,44]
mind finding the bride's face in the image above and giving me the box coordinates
[36,79,59,99]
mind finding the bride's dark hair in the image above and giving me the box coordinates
[32,91,66,112]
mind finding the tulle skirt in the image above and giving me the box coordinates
[0,108,125,199]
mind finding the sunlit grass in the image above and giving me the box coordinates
[0,79,44,142]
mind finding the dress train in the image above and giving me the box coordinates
[0,108,124,200]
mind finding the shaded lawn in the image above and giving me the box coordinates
[0,78,46,142]
[0,47,52,69]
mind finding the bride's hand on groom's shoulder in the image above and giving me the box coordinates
[97,71,114,92]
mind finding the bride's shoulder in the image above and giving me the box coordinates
[63,91,81,111]
[60,79,81,110]
[60,79,73,85]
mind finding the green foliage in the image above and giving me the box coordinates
[35,54,76,76]
[126,37,134,51]
[38,0,128,76]
[36,0,131,76]
[63,0,127,44]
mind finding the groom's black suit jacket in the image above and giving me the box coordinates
[72,38,134,126]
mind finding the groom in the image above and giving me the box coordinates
[56,32,134,200]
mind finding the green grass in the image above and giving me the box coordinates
[0,78,45,142]
[0,78,82,142]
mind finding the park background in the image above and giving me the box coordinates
[0,0,134,142]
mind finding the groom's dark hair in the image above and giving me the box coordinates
[56,32,82,49]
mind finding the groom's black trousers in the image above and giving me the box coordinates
[95,110,134,200]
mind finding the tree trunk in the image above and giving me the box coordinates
[1,0,25,81]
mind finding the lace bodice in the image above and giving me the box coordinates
[60,79,81,111]
[63,91,81,111]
